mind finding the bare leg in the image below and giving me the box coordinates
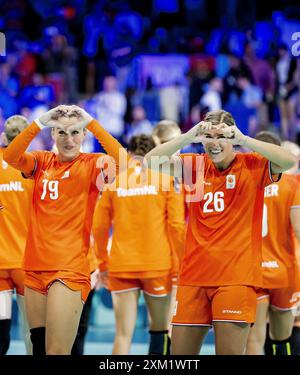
[16,294,33,355]
[144,293,171,331]
[214,321,251,355]
[171,325,210,354]
[269,308,295,341]
[46,282,83,355]
[246,300,269,355]
[112,290,140,355]
[24,287,47,329]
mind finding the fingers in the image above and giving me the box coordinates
[198,121,214,133]
[215,122,228,130]
[221,127,235,139]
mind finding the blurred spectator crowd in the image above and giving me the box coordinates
[0,0,300,151]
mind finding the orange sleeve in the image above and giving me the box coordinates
[167,180,186,266]
[92,192,113,272]
[87,120,128,173]
[3,122,41,176]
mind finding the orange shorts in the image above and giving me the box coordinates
[256,286,300,311]
[25,270,90,303]
[0,269,25,295]
[171,285,257,325]
[109,272,172,297]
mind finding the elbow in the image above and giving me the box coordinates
[2,149,14,164]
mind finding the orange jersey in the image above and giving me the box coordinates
[3,121,126,277]
[179,152,278,287]
[93,167,186,274]
[0,148,33,269]
[261,174,300,288]
[23,150,104,275]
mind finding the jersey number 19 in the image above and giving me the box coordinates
[41,179,59,200]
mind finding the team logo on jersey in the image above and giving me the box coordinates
[1,159,8,169]
[0,200,4,210]
[226,174,236,189]
[61,170,70,179]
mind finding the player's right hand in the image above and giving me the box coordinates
[184,121,215,144]
[37,106,69,129]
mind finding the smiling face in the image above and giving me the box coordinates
[202,110,237,169]
[202,128,234,165]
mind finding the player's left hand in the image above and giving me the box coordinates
[217,123,248,146]
[65,105,93,130]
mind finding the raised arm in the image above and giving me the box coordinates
[220,125,295,174]
[3,107,67,175]
[86,119,127,173]
[3,121,41,175]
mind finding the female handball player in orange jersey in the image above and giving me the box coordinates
[145,109,295,355]
[3,105,126,355]
[93,134,185,355]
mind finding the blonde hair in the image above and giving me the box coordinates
[204,110,236,127]
[152,120,181,144]
[4,115,29,131]
[281,141,300,158]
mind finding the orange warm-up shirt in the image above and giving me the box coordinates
[178,152,279,287]
[0,148,33,269]
[93,167,186,276]
[3,120,125,277]
[261,174,300,288]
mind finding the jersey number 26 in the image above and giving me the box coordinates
[203,191,225,213]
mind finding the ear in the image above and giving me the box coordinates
[1,132,8,146]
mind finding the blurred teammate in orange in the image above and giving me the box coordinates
[245,132,300,355]
[152,121,184,325]
[145,109,295,355]
[3,105,126,355]
[0,115,32,355]
[93,134,185,355]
